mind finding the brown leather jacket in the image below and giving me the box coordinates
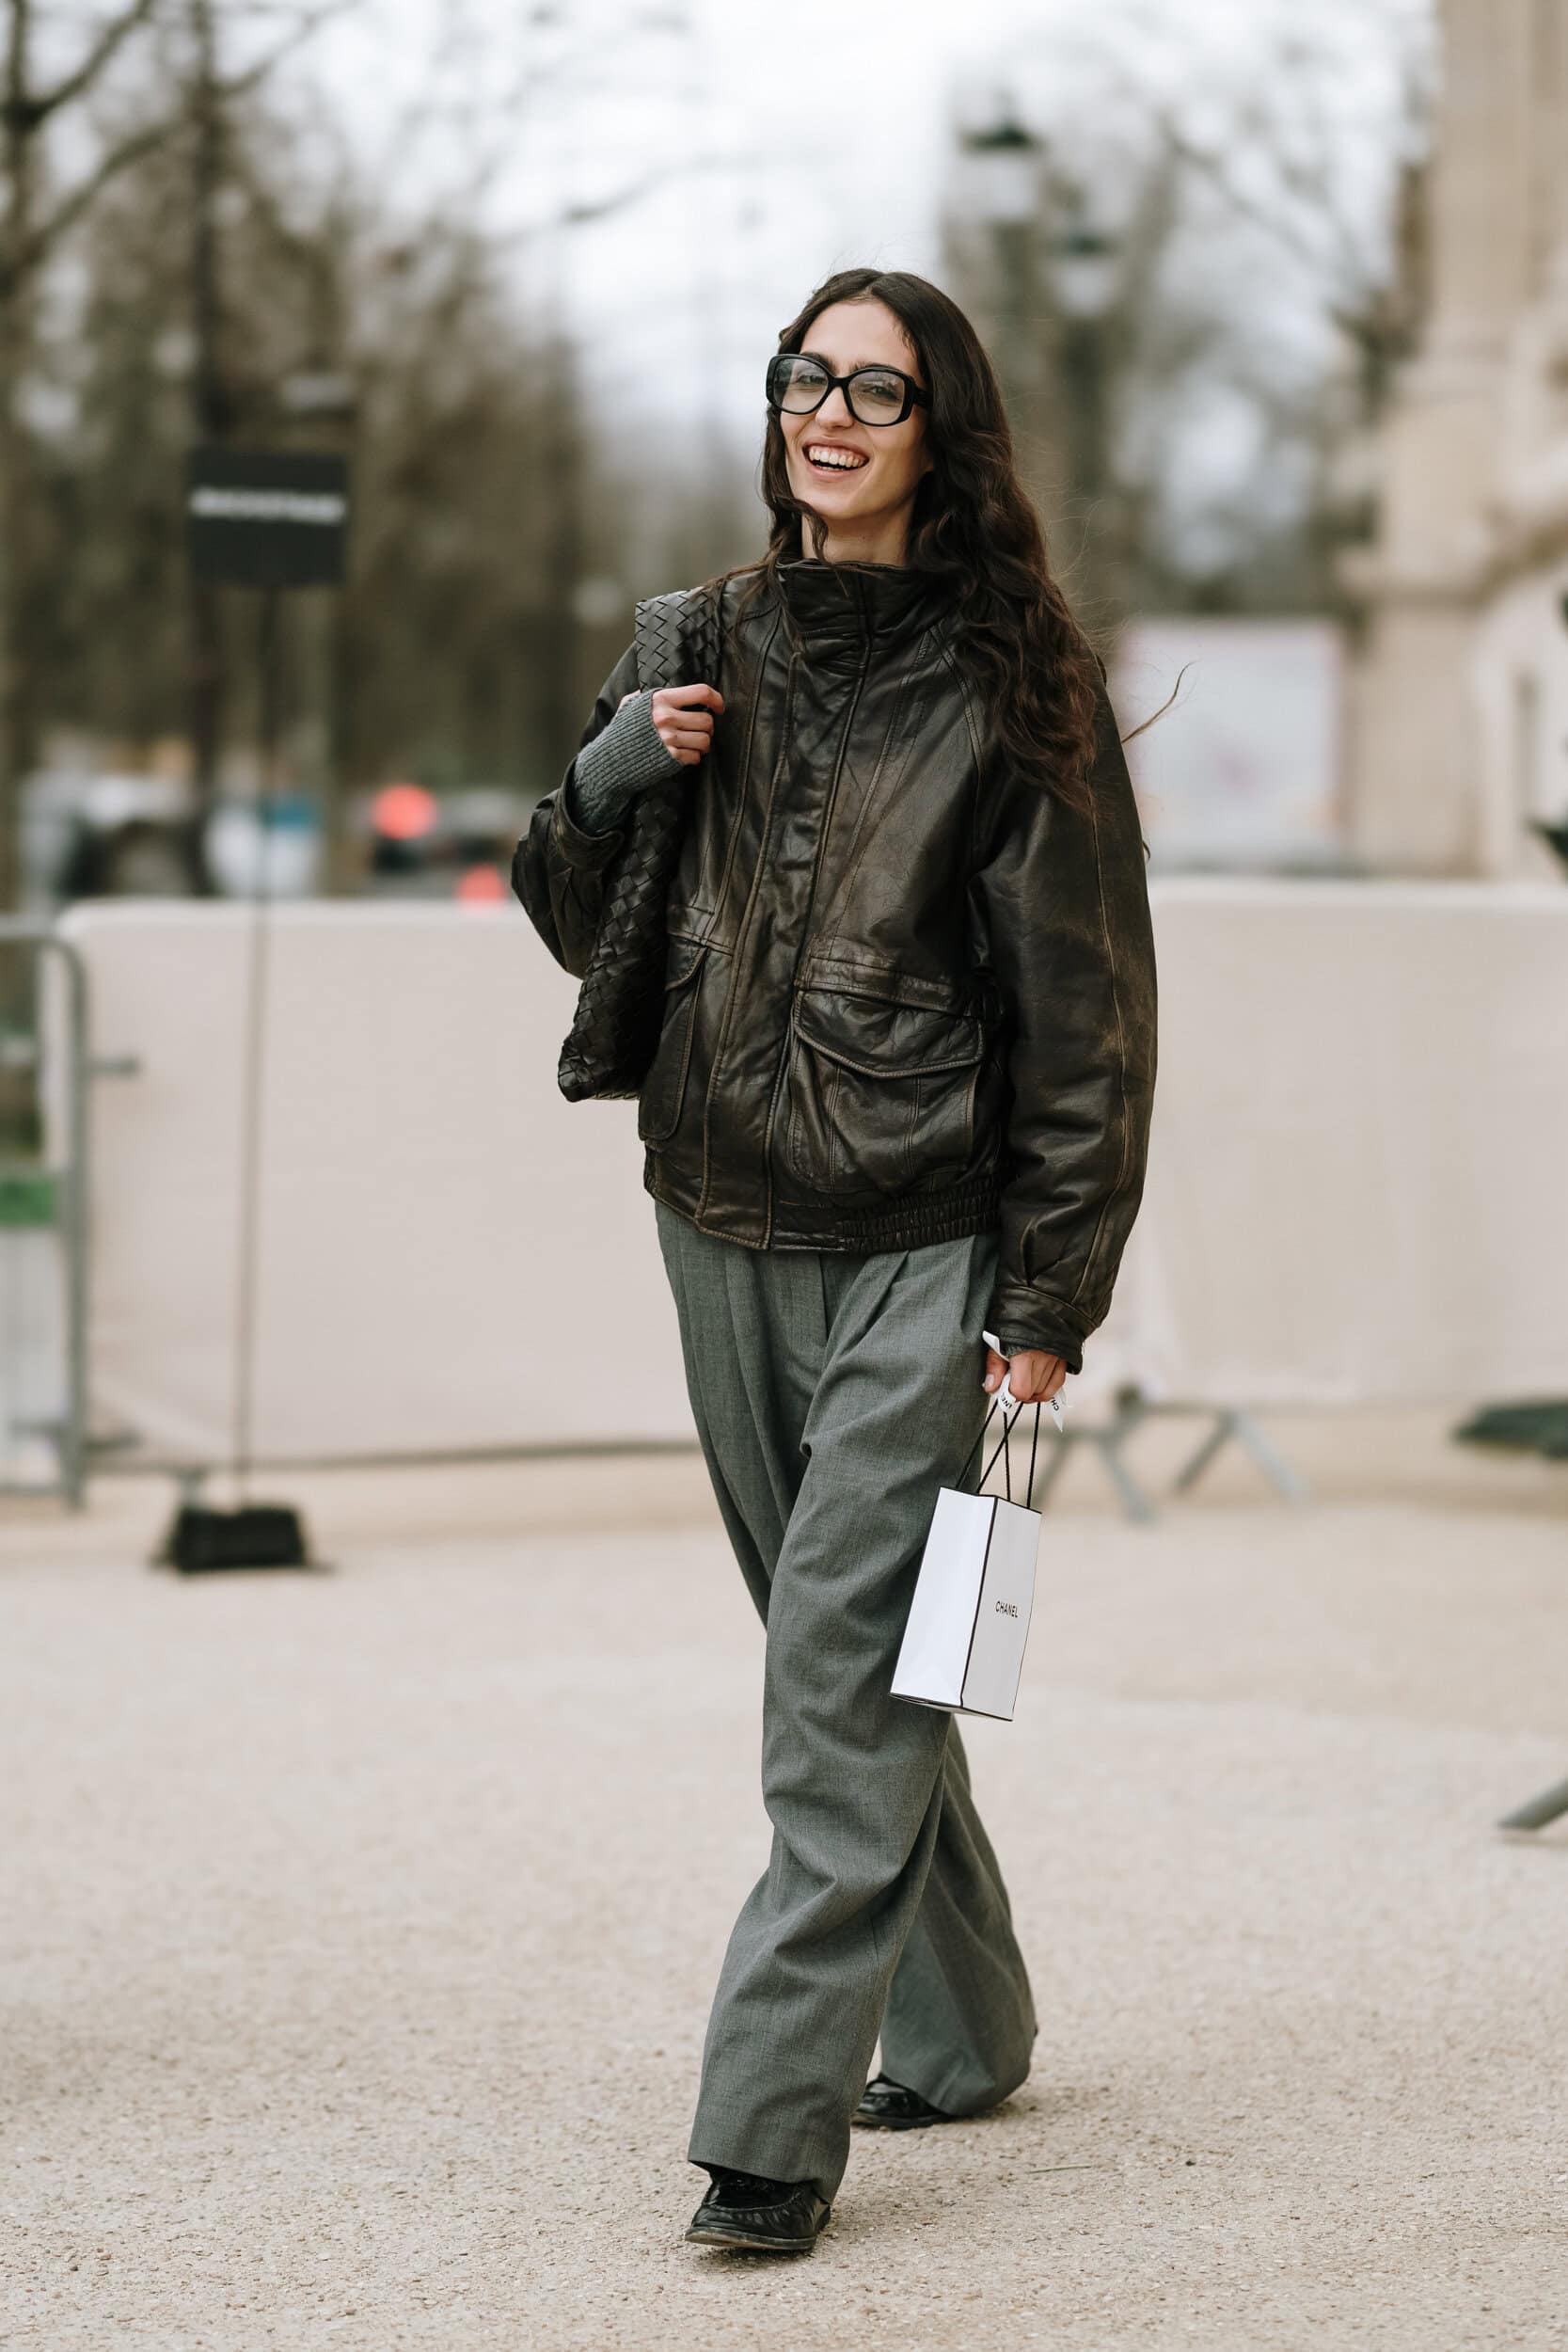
[513,557,1156,1372]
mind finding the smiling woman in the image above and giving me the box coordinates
[512,262,1157,2259]
[768,305,937,563]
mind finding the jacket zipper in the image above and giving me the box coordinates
[757,642,874,1238]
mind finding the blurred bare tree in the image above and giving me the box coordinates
[0,0,349,908]
[45,115,589,810]
[1,0,163,913]
[941,6,1435,635]
[8,0,744,910]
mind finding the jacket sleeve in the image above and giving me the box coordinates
[974,674,1157,1374]
[510,639,641,978]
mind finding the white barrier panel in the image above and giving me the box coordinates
[58,882,1568,1465]
[1093,879,1568,1406]
[60,902,695,1461]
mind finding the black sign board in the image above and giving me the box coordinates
[186,447,350,588]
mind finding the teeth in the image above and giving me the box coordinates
[806,445,866,470]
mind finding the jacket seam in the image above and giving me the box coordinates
[1061,743,1132,1314]
[811,627,939,961]
[941,635,988,938]
[698,640,797,1232]
[759,641,873,1227]
[938,638,987,778]
[711,601,782,929]
[797,951,967,1011]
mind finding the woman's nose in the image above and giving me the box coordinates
[815,384,853,426]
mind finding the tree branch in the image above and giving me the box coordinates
[212,0,358,105]
[35,0,158,123]
[5,110,174,287]
[5,0,356,292]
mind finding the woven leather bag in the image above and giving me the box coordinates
[556,581,724,1103]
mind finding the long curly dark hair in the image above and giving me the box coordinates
[704,265,1118,812]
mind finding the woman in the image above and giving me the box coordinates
[514,266,1157,2255]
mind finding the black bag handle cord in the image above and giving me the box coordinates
[958,1394,1044,1509]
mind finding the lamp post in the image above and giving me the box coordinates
[279,369,359,896]
[1045,199,1126,642]
[946,106,1127,628]
[953,112,1050,504]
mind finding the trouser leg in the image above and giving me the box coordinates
[664,1214,1023,2203]
[654,1200,817,1623]
[875,1719,1037,2115]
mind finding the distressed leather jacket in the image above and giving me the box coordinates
[513,557,1156,1373]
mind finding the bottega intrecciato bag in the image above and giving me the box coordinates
[556,581,724,1103]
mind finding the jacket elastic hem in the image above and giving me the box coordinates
[645,1161,1004,1255]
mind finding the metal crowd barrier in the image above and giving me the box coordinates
[0,922,90,1505]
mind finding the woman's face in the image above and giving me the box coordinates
[779,297,933,553]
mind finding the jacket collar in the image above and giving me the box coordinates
[773,558,949,660]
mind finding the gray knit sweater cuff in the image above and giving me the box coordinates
[563,691,676,834]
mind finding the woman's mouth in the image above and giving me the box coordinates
[804,442,869,476]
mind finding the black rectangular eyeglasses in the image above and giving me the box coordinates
[766,352,931,428]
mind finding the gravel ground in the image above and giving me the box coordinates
[3,1415,1566,2352]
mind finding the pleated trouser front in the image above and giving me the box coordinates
[655,1198,1037,2204]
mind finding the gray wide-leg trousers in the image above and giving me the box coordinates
[655,1200,1037,2205]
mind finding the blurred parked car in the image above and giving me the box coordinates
[353,783,527,900]
[23,769,529,906]
[23,771,198,909]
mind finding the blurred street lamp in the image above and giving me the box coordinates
[955,111,1046,487]
[946,101,1132,632]
[959,114,1040,226]
[1044,194,1126,640]
[1053,219,1121,320]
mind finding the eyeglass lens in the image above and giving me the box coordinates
[771,356,911,425]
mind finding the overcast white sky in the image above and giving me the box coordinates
[255,0,1433,580]
[295,0,1429,427]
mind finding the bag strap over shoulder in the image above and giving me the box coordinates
[633,580,724,695]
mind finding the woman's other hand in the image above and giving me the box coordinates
[619,681,724,768]
[983,1345,1067,1406]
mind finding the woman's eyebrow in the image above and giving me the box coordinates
[800,347,895,371]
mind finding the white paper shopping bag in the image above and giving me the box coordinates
[891,1390,1046,1723]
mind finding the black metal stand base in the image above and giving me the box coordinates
[153,1500,318,1572]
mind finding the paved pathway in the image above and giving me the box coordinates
[3,1422,1565,2350]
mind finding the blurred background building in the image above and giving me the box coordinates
[1339,0,1568,877]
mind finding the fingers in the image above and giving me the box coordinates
[650,682,723,768]
[983,1346,1008,1394]
[657,732,710,768]
[1004,1352,1067,1406]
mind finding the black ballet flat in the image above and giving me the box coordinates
[685,2167,832,2253]
[852,2074,952,2130]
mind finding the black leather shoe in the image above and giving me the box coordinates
[685,2167,831,2253]
[852,2074,952,2130]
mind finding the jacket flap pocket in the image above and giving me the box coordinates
[793,986,982,1077]
[664,935,707,991]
